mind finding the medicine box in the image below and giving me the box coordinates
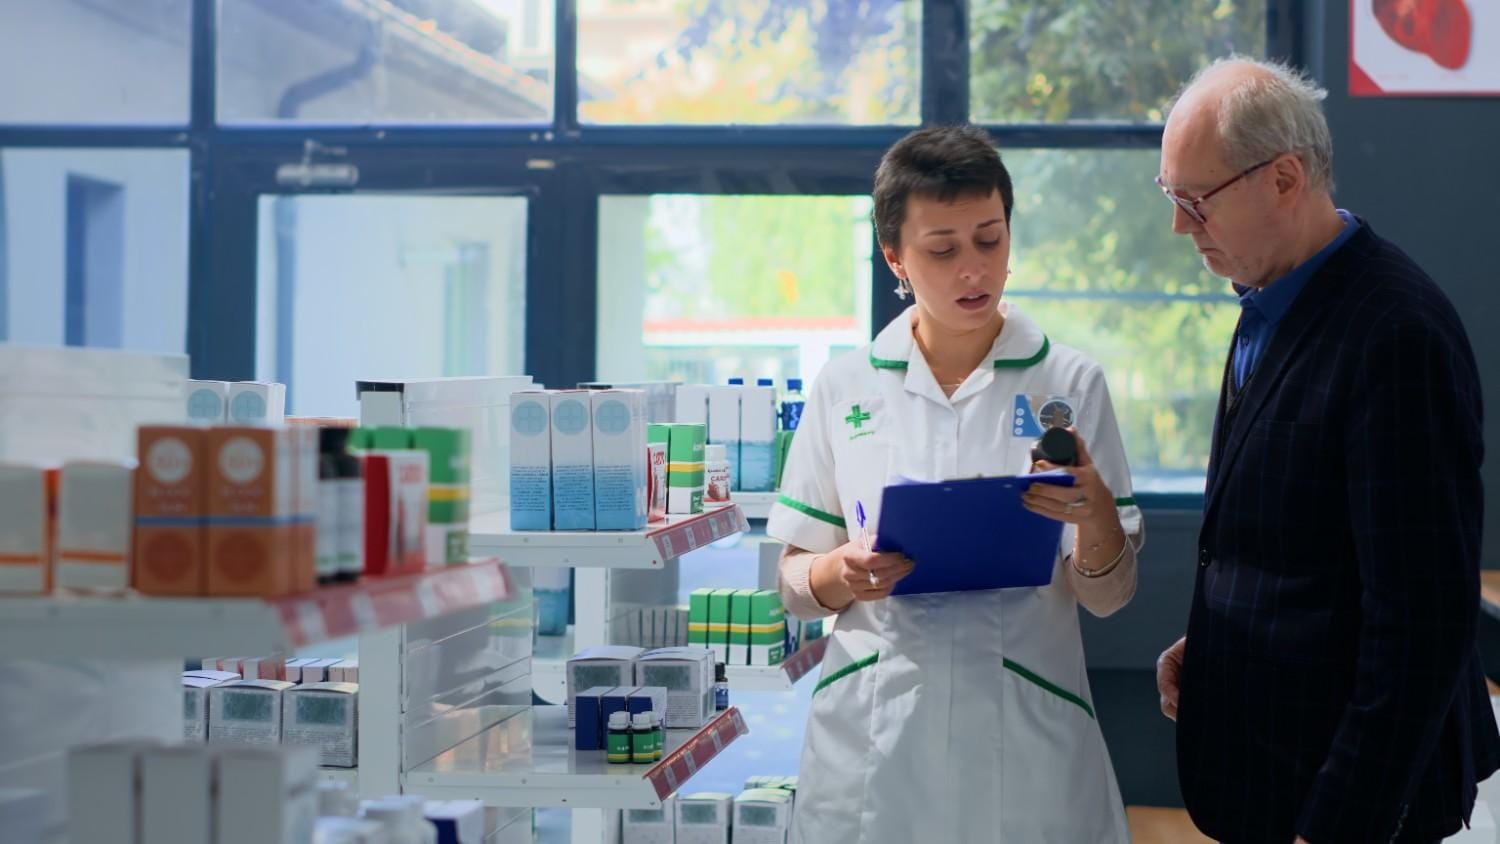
[566,646,643,727]
[185,380,229,423]
[283,682,358,768]
[0,462,51,594]
[674,385,710,430]
[141,747,214,844]
[362,450,429,575]
[54,459,135,591]
[209,679,295,746]
[215,745,319,844]
[550,391,596,530]
[708,589,735,665]
[623,796,676,844]
[750,591,787,666]
[675,792,733,844]
[635,647,715,729]
[739,385,778,492]
[707,387,742,491]
[509,391,553,531]
[591,390,648,531]
[207,427,293,597]
[733,788,794,844]
[134,426,208,596]
[412,427,471,563]
[667,424,705,515]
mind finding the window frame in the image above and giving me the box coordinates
[0,0,1306,507]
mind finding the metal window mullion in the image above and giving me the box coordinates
[921,0,969,126]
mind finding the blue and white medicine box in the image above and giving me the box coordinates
[739,384,777,492]
[509,391,553,531]
[591,390,648,531]
[550,391,596,531]
[707,387,742,491]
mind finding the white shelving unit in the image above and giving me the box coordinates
[531,629,573,704]
[0,560,516,659]
[406,705,749,810]
[469,505,749,570]
[724,637,829,692]
[730,492,777,521]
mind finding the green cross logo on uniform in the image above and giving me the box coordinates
[845,405,872,430]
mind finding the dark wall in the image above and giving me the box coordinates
[1087,2,1500,808]
[1308,2,1500,569]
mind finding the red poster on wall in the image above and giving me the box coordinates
[1351,0,1500,96]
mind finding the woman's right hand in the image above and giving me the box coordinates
[810,541,915,610]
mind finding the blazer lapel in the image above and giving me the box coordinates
[1202,226,1373,521]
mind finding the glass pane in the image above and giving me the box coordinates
[219,0,554,124]
[596,195,873,388]
[1002,148,1237,491]
[0,0,191,124]
[578,0,920,125]
[255,195,527,417]
[0,149,190,353]
[969,0,1265,123]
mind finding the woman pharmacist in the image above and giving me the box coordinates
[767,125,1144,843]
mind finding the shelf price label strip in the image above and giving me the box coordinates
[646,708,750,801]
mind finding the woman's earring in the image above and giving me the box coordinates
[893,276,911,300]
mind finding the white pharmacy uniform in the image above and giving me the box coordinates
[767,303,1143,843]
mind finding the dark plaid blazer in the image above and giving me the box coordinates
[1176,220,1499,843]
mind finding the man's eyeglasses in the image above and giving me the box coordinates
[1155,158,1275,224]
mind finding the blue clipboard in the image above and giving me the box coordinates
[874,472,1075,596]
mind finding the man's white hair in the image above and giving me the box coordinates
[1167,56,1335,194]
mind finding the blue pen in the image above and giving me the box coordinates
[857,501,878,586]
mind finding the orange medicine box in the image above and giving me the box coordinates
[0,463,53,593]
[207,427,294,597]
[133,426,208,596]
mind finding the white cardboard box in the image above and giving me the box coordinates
[54,459,135,591]
[675,792,733,844]
[0,788,47,844]
[739,386,778,493]
[282,682,358,768]
[674,385,711,431]
[226,382,286,425]
[623,795,676,844]
[215,746,318,844]
[707,387,742,491]
[591,390,648,531]
[0,463,49,594]
[141,747,214,844]
[635,647,715,728]
[733,789,793,844]
[67,742,151,844]
[550,391,596,531]
[183,672,237,743]
[209,680,295,746]
[566,646,644,727]
[185,380,229,423]
[509,390,553,531]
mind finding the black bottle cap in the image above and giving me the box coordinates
[1031,427,1078,467]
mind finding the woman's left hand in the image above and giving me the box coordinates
[1021,428,1114,527]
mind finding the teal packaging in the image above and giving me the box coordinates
[591,390,648,531]
[739,385,777,492]
[509,391,553,531]
[550,391,595,530]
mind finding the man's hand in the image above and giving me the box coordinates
[1157,636,1187,721]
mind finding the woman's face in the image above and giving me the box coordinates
[884,189,1010,335]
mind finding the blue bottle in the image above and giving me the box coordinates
[782,378,806,431]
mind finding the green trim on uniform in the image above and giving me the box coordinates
[1002,658,1096,719]
[993,335,1050,369]
[869,352,909,370]
[776,495,847,529]
[813,653,880,696]
[1114,496,1136,507]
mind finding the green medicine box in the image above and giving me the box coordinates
[749,590,786,666]
[666,423,706,515]
[647,423,671,447]
[688,588,713,649]
[370,426,413,450]
[708,588,735,665]
[411,427,471,564]
[729,589,756,667]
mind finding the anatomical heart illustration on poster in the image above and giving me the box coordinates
[1351,0,1500,95]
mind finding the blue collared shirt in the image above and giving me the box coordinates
[1232,210,1360,390]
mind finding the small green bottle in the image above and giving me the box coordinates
[607,712,632,764]
[631,713,654,764]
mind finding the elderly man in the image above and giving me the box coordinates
[1154,57,1498,843]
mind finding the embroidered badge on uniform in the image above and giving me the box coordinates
[1011,394,1078,438]
[844,404,876,441]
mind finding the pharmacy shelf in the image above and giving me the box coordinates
[731,491,778,521]
[725,636,829,692]
[0,560,515,659]
[406,705,750,809]
[1482,572,1500,622]
[468,505,749,569]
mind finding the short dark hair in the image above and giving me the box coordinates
[873,125,1014,251]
